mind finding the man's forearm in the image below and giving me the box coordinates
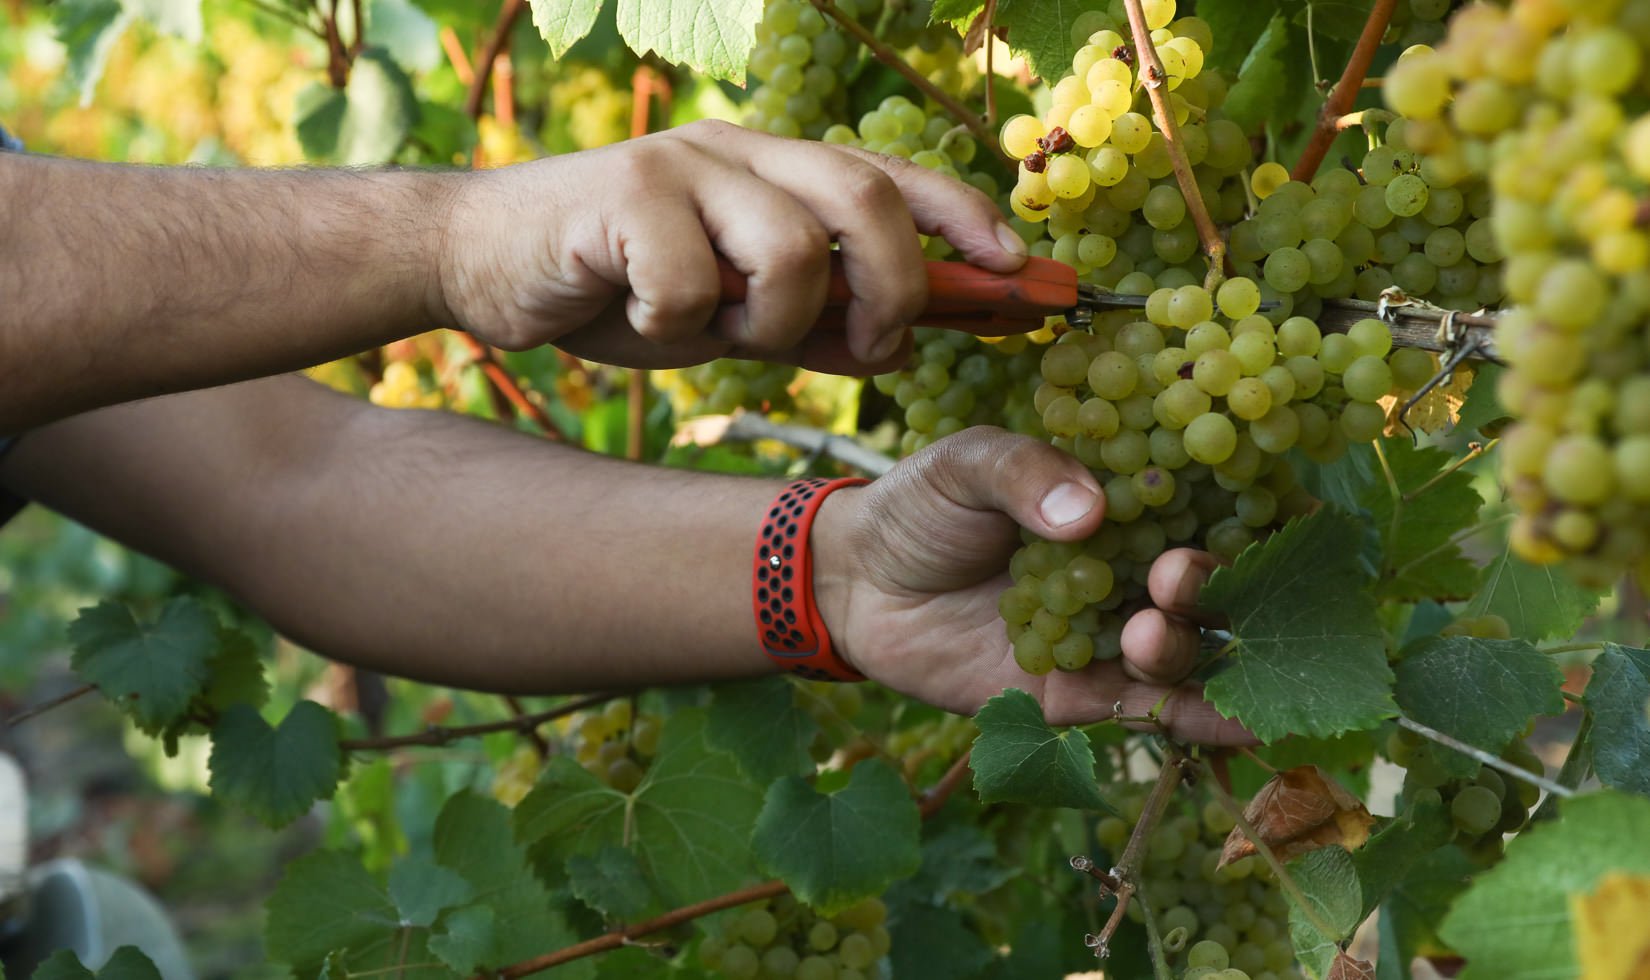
[0,154,456,431]
[0,376,797,692]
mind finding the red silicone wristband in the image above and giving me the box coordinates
[753,477,869,683]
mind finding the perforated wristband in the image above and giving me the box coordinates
[753,477,869,683]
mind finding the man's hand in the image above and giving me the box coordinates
[814,427,1251,745]
[434,120,1027,374]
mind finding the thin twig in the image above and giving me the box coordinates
[1138,895,1177,980]
[1292,0,1399,181]
[464,0,526,120]
[673,410,896,476]
[809,0,1009,167]
[454,334,567,440]
[1119,0,1226,289]
[1397,715,1576,800]
[1087,751,1190,959]
[339,692,618,751]
[918,748,972,819]
[439,26,476,86]
[501,695,551,756]
[1200,764,1344,944]
[4,683,96,728]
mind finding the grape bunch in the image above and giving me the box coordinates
[1381,1,1650,584]
[996,286,1418,676]
[698,895,891,980]
[1389,727,1545,866]
[1096,784,1301,980]
[653,360,799,420]
[885,708,976,780]
[872,327,1046,456]
[369,360,443,410]
[566,699,662,793]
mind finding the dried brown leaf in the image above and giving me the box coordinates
[1219,765,1374,867]
[1326,952,1377,980]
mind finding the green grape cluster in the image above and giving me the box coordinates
[1096,786,1302,980]
[653,359,798,419]
[996,286,1416,676]
[1229,125,1504,320]
[872,327,1046,456]
[1387,0,1458,50]
[698,895,891,980]
[1382,1,1650,583]
[1389,726,1545,866]
[885,709,976,780]
[567,699,661,793]
[1000,6,1253,291]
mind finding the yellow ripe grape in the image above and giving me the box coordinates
[1087,58,1134,92]
[1089,29,1126,52]
[1624,115,1650,181]
[1250,161,1290,199]
[1510,515,1565,565]
[1067,104,1113,147]
[1047,155,1093,198]
[1053,74,1088,107]
[1091,79,1134,117]
[1142,0,1175,30]
[1046,103,1076,131]
[1110,112,1153,153]
[1011,196,1050,222]
[1001,113,1046,159]
[1163,36,1205,79]
[1593,230,1650,274]
[1384,48,1453,121]
[1015,171,1056,210]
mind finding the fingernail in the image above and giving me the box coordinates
[995,222,1028,258]
[1040,483,1098,528]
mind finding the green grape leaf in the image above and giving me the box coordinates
[1201,509,1396,742]
[68,599,216,734]
[531,0,606,58]
[516,710,763,906]
[994,0,1109,83]
[1286,846,1365,979]
[294,49,418,165]
[1221,14,1290,132]
[1394,636,1563,777]
[612,0,762,83]
[1364,439,1485,601]
[1454,363,1507,435]
[428,904,497,974]
[1465,539,1604,642]
[751,759,921,916]
[887,824,1015,907]
[1198,0,1280,73]
[705,677,818,783]
[125,0,201,41]
[1284,0,1371,41]
[387,856,475,929]
[1584,644,1650,796]
[432,792,588,970]
[365,0,441,71]
[53,0,130,103]
[970,688,1109,811]
[567,845,660,922]
[1353,794,1453,919]
[1294,442,1380,516]
[931,0,984,29]
[1440,791,1650,980]
[199,627,269,714]
[208,700,344,827]
[889,903,995,980]
[34,947,162,980]
[266,850,399,971]
[1379,846,1476,980]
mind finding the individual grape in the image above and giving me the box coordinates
[1342,356,1394,403]
[1450,784,1502,835]
[1250,162,1289,199]
[1226,378,1272,420]
[1184,413,1238,464]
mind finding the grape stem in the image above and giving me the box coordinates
[1118,0,1227,291]
[1083,748,1191,959]
[337,691,621,751]
[482,747,978,978]
[454,333,569,441]
[1396,715,1578,801]
[463,0,526,120]
[1199,762,1347,945]
[501,694,552,756]
[3,682,96,729]
[1137,894,1178,980]
[809,0,1012,168]
[1291,0,1398,182]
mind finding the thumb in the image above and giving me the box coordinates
[916,427,1105,541]
[835,146,1029,274]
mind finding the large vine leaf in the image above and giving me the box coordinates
[1465,539,1603,642]
[1584,644,1650,797]
[265,851,401,972]
[1393,636,1564,777]
[705,677,818,783]
[1197,0,1280,73]
[386,856,474,929]
[1201,509,1395,742]
[53,0,130,103]
[1221,14,1290,132]
[294,49,418,165]
[1377,845,1476,980]
[1286,846,1363,979]
[1352,794,1453,919]
[1440,791,1650,980]
[68,599,216,734]
[1364,439,1484,601]
[515,709,763,906]
[34,948,162,980]
[970,688,1109,811]
[529,0,606,58]
[751,759,921,916]
[567,845,660,922]
[208,701,344,827]
[613,0,763,83]
[888,903,995,980]
[994,0,1109,82]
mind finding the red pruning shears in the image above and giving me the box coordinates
[717,254,1118,335]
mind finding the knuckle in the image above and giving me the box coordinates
[765,224,831,277]
[841,163,903,214]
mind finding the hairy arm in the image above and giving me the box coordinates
[0,155,451,431]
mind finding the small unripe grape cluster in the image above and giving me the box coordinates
[566,699,662,793]
[745,0,860,141]
[653,360,798,419]
[885,709,976,780]
[997,284,1408,676]
[698,895,891,980]
[1096,784,1302,980]
[1389,724,1545,866]
[369,361,443,410]
[797,679,867,763]
[873,327,1046,457]
[1382,2,1650,583]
